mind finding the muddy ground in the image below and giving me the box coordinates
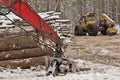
[65,34,120,67]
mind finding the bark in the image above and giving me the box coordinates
[0,47,53,61]
[0,56,50,69]
[0,30,35,37]
[0,36,38,52]
[14,19,31,26]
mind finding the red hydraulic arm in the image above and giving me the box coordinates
[0,0,60,43]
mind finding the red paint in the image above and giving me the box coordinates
[0,0,60,43]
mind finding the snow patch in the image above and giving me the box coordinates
[38,13,49,18]
[0,59,119,80]
[98,48,110,55]
[115,24,120,34]
[6,12,22,21]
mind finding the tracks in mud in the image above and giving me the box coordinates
[77,53,120,67]
[65,35,120,67]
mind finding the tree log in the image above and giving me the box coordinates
[0,29,35,37]
[0,36,39,52]
[0,56,50,69]
[0,47,53,61]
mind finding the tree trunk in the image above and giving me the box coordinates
[0,56,50,69]
[0,47,53,61]
[0,36,38,52]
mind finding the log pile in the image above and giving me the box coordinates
[0,56,50,69]
[0,36,54,69]
[0,11,71,69]
[44,11,72,37]
[0,11,72,38]
[0,36,38,51]
[14,19,31,26]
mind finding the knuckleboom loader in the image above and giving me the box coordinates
[0,0,76,76]
[74,13,117,36]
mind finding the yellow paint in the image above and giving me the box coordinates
[106,28,117,35]
[101,13,115,26]
[79,13,97,30]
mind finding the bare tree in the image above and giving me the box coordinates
[27,0,120,24]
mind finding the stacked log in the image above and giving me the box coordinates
[0,11,72,69]
[14,19,31,26]
[0,36,54,69]
[0,36,38,51]
[0,47,53,61]
[0,28,35,37]
[0,56,50,69]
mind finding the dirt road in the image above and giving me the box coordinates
[65,35,120,67]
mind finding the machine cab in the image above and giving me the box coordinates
[79,13,97,29]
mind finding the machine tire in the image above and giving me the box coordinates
[101,23,111,35]
[88,24,98,36]
[74,25,83,36]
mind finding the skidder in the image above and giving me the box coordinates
[74,13,117,36]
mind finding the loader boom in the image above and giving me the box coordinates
[0,0,78,75]
[101,13,115,26]
[0,0,60,43]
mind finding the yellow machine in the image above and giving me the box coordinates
[74,13,117,36]
[74,13,99,36]
[99,13,117,35]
